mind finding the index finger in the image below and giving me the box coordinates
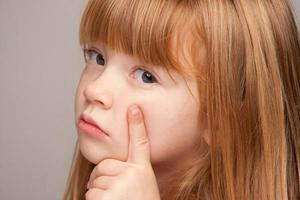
[126,105,151,165]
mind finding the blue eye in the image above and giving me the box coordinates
[84,49,105,65]
[133,68,157,84]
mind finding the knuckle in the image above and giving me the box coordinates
[97,158,110,168]
[94,176,109,188]
[85,188,106,200]
[95,158,112,172]
[101,194,111,200]
[136,137,149,146]
[101,158,114,164]
[85,188,97,200]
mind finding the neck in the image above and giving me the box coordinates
[152,164,179,199]
[152,159,195,198]
[153,164,175,191]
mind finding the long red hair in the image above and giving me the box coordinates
[63,0,300,199]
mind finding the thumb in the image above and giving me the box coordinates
[127,105,151,165]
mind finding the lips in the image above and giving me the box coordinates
[80,113,109,136]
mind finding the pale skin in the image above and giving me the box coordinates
[85,105,161,199]
[75,42,208,199]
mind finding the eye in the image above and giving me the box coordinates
[84,49,105,65]
[133,68,158,84]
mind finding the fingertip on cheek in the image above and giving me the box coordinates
[127,105,143,123]
[129,104,140,115]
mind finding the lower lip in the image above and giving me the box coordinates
[78,119,109,140]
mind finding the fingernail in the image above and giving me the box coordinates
[130,105,140,117]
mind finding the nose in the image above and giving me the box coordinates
[83,77,113,109]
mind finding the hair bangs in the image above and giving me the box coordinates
[79,0,205,81]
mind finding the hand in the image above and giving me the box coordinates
[85,105,161,200]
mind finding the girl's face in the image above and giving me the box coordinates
[75,42,203,169]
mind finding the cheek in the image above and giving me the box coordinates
[74,91,83,123]
[74,77,87,120]
[141,99,201,165]
[74,76,86,118]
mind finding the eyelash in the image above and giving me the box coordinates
[83,48,158,85]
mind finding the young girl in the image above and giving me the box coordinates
[63,0,300,199]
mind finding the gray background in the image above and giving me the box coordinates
[0,0,299,199]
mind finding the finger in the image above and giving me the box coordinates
[127,105,151,164]
[88,175,115,190]
[85,188,107,200]
[89,158,126,183]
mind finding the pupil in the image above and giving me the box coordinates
[96,55,105,65]
[142,72,154,83]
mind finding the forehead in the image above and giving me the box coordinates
[80,0,204,79]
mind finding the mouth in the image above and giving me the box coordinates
[79,113,109,136]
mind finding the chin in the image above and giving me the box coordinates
[78,138,109,164]
[79,144,99,164]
